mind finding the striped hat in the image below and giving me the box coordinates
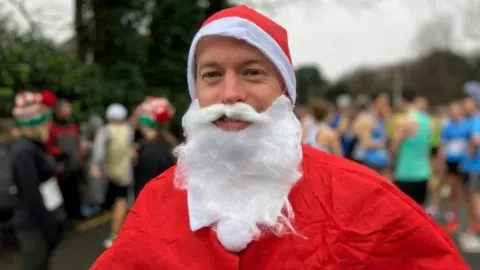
[137,97,175,128]
[12,90,57,127]
[187,5,296,102]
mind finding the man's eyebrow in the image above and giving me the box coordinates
[242,59,263,66]
[197,58,265,71]
[197,61,221,70]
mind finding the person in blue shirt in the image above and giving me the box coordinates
[428,102,469,232]
[458,83,480,252]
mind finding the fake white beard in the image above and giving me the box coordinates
[174,96,303,252]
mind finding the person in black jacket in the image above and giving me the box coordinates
[10,91,66,270]
[134,97,177,198]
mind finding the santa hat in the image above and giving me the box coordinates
[187,5,296,102]
[137,97,175,128]
[12,90,57,127]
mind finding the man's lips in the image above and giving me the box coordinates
[213,116,251,131]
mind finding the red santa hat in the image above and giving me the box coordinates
[12,90,57,127]
[187,5,296,102]
[137,97,175,128]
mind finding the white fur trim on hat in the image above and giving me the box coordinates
[187,17,296,102]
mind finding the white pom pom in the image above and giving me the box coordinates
[216,219,255,252]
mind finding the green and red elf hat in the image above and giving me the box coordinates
[12,90,57,127]
[137,97,175,128]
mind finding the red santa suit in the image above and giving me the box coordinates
[92,145,466,269]
[92,5,467,269]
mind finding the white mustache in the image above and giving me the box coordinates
[195,102,270,124]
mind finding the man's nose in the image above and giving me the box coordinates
[219,71,246,104]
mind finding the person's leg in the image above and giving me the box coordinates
[416,181,428,206]
[59,170,83,220]
[459,172,480,252]
[459,173,478,233]
[426,161,450,216]
[15,229,51,270]
[104,182,129,248]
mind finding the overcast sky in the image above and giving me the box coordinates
[1,0,478,80]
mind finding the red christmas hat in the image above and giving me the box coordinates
[187,5,296,102]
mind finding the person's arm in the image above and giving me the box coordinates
[390,117,410,156]
[90,127,109,180]
[12,148,56,229]
[439,125,449,160]
[328,130,343,156]
[354,114,379,149]
[91,127,109,167]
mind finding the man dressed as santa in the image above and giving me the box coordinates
[92,5,467,269]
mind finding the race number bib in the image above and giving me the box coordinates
[447,139,467,156]
[39,177,63,211]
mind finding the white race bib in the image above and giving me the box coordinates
[39,177,63,211]
[447,139,467,155]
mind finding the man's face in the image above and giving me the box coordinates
[375,93,390,113]
[449,103,462,120]
[464,97,476,115]
[415,97,428,112]
[195,36,283,131]
[176,37,302,241]
[56,102,72,119]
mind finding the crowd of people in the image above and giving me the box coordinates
[0,93,177,269]
[298,85,480,253]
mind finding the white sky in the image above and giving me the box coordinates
[1,0,478,80]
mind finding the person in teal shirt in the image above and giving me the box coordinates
[391,90,431,206]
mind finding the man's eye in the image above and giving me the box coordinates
[243,69,265,76]
[202,71,222,79]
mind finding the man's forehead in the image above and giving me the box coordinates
[195,36,269,65]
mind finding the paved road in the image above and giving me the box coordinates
[1,211,480,269]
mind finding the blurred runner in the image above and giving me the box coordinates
[304,98,342,155]
[134,97,176,198]
[392,89,431,206]
[458,82,480,252]
[352,93,389,174]
[11,91,66,270]
[90,103,134,248]
[428,102,468,233]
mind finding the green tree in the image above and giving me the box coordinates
[295,65,327,105]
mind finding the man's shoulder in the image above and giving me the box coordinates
[139,166,178,198]
[299,144,434,224]
[298,145,457,254]
[301,144,376,179]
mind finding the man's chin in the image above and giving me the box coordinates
[213,119,252,132]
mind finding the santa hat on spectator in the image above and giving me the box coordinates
[12,90,57,127]
[137,97,175,128]
[186,5,296,102]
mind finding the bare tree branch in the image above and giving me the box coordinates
[5,0,42,35]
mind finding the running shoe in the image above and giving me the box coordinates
[103,232,118,249]
[459,232,480,253]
